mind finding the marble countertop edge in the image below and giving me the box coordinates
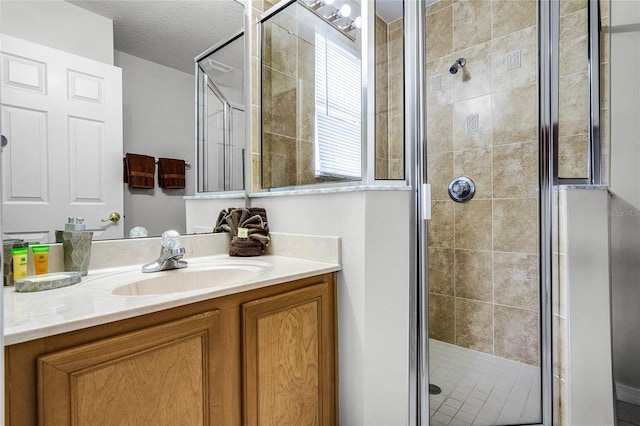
[4,254,340,346]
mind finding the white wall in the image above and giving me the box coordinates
[0,0,113,64]
[186,188,412,425]
[610,193,640,404]
[609,0,640,406]
[116,51,195,237]
[610,0,640,207]
[563,188,615,425]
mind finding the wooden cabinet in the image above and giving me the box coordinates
[243,283,336,426]
[4,273,336,426]
[38,311,222,425]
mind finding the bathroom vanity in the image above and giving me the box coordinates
[3,234,340,425]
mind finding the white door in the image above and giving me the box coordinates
[0,34,123,243]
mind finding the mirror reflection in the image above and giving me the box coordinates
[0,0,244,242]
[197,33,246,192]
[260,0,362,189]
[374,1,404,180]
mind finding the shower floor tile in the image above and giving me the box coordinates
[429,339,542,426]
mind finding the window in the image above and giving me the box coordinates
[314,34,361,178]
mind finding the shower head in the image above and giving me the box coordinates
[449,58,466,75]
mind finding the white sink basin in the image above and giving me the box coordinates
[111,261,270,296]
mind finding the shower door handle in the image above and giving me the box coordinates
[422,184,431,220]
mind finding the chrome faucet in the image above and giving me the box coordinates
[142,230,188,273]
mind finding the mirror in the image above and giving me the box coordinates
[260,0,363,189]
[0,0,244,241]
[197,32,246,192]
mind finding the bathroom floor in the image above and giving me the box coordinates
[428,339,541,425]
[618,400,640,426]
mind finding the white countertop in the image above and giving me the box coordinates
[4,254,341,346]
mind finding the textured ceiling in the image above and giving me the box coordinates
[68,0,244,74]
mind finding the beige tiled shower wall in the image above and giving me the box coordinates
[557,0,610,180]
[376,16,404,180]
[260,3,318,189]
[425,0,540,366]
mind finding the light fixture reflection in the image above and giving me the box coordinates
[299,0,360,40]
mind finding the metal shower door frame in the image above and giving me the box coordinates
[405,1,555,424]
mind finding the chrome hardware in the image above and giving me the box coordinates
[449,58,466,74]
[142,230,188,273]
[448,176,476,203]
[101,212,121,223]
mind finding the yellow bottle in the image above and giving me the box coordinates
[31,245,49,275]
[11,247,28,280]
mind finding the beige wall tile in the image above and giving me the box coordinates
[427,152,454,200]
[454,249,493,302]
[491,0,536,39]
[428,201,455,248]
[455,200,492,250]
[453,0,491,51]
[426,5,453,61]
[427,103,454,154]
[494,252,539,310]
[558,133,588,178]
[494,305,539,365]
[428,247,455,296]
[296,139,315,184]
[427,55,454,106]
[297,81,315,142]
[560,0,587,16]
[263,18,298,77]
[252,153,261,193]
[429,294,456,344]
[453,94,493,150]
[493,198,538,253]
[389,26,404,76]
[389,159,404,179]
[492,84,538,145]
[455,298,493,353]
[262,132,297,188]
[427,0,452,16]
[452,41,492,101]
[493,141,538,198]
[559,8,589,77]
[376,159,389,179]
[558,71,589,138]
[389,115,404,159]
[298,38,315,84]
[454,147,492,199]
[376,112,389,159]
[261,66,297,138]
[389,72,404,117]
[252,106,261,155]
[491,26,537,92]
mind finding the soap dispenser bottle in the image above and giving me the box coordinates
[55,217,93,276]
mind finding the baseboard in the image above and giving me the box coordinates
[616,382,640,405]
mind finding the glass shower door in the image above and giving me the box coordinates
[422,0,544,424]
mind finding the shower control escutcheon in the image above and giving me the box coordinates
[448,176,476,203]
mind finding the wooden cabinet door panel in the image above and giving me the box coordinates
[242,281,336,426]
[37,310,222,425]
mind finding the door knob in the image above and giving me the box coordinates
[101,212,121,223]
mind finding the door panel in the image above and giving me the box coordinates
[0,34,123,242]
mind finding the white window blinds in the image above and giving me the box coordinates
[314,34,362,178]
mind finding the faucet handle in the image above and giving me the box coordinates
[161,230,181,250]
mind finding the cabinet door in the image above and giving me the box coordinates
[242,281,336,426]
[38,310,222,425]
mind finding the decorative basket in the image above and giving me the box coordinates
[229,236,263,257]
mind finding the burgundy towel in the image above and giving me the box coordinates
[158,157,186,189]
[124,153,155,189]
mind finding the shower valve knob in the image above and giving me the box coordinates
[448,177,476,203]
